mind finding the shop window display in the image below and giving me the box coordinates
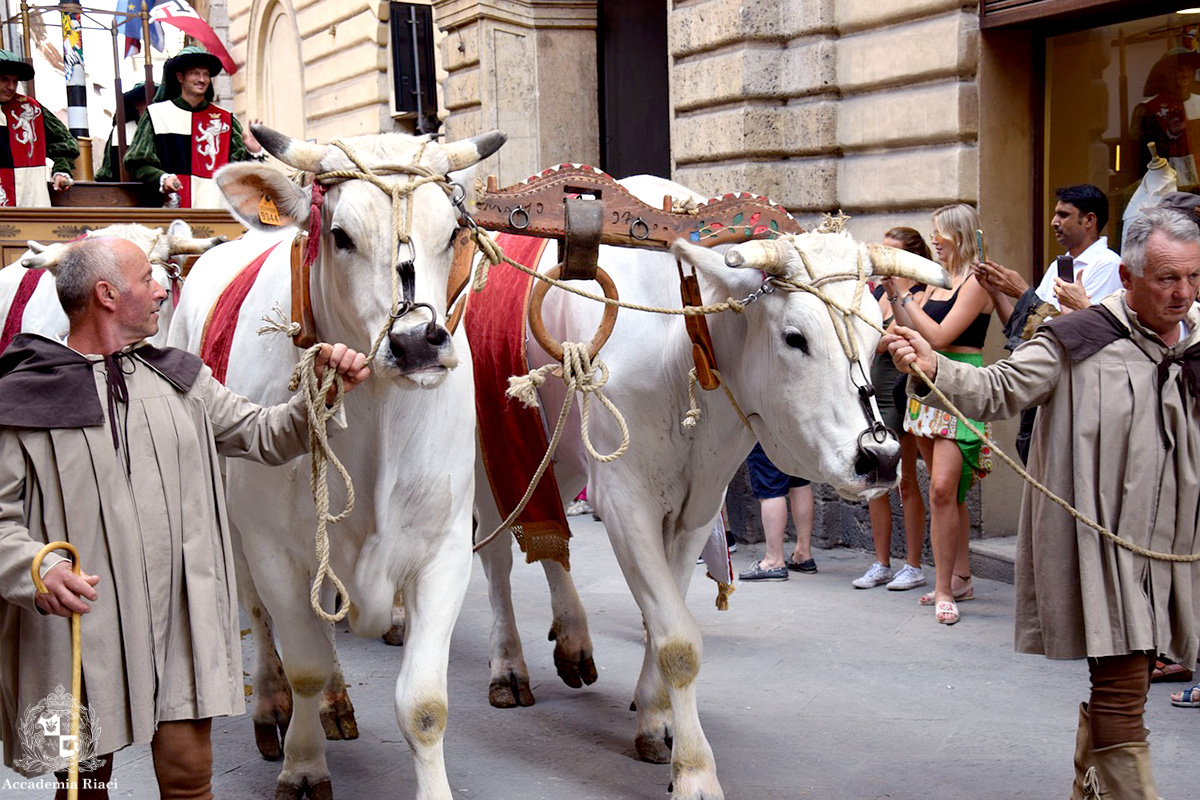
[1044,12,1200,265]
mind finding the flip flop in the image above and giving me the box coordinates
[1152,659,1193,683]
[1170,684,1200,708]
[935,600,960,625]
[919,580,975,606]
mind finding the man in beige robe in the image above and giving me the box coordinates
[886,206,1200,800]
[0,237,369,798]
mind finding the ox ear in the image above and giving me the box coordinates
[215,163,310,232]
[672,240,763,296]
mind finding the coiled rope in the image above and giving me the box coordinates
[472,342,630,553]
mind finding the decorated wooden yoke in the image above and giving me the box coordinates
[449,163,805,388]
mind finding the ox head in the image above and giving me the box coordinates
[676,231,949,500]
[215,125,505,387]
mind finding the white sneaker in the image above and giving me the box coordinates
[886,564,928,591]
[851,561,894,589]
[567,499,594,516]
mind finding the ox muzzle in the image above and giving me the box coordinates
[386,246,454,375]
[850,362,900,485]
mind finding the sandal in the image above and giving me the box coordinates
[1170,684,1200,708]
[1152,658,1193,683]
[919,576,975,606]
[935,600,960,625]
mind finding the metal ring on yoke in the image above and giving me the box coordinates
[528,264,620,363]
[509,206,530,230]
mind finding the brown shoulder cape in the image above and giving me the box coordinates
[0,333,202,429]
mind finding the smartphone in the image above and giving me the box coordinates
[975,229,987,263]
[1056,254,1075,282]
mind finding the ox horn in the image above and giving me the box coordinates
[441,130,507,171]
[166,233,227,256]
[862,243,952,289]
[252,124,326,172]
[22,241,66,270]
[724,239,793,276]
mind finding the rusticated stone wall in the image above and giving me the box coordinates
[671,0,981,243]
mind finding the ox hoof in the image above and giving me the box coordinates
[635,733,672,764]
[488,673,535,708]
[320,692,359,741]
[274,777,333,800]
[253,720,287,761]
[381,623,405,647]
[552,645,598,689]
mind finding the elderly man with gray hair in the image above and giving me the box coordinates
[0,237,369,798]
[886,206,1200,800]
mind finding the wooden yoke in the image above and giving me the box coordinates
[472,164,804,389]
[474,164,802,251]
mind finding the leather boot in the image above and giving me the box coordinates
[1071,703,1105,799]
[151,720,213,800]
[54,753,113,800]
[1091,741,1158,800]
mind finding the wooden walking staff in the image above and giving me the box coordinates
[30,541,83,800]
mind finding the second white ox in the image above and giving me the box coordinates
[0,221,222,348]
[475,175,949,800]
[168,126,504,800]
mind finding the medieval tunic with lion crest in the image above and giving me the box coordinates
[124,97,252,209]
[0,334,311,773]
[914,293,1200,667]
[0,94,78,207]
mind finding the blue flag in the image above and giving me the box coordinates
[122,0,163,57]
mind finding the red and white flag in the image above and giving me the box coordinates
[150,0,238,75]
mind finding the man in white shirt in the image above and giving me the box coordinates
[974,183,1122,463]
[1031,184,1122,312]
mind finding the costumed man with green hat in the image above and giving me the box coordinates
[0,49,79,207]
[95,83,150,182]
[124,46,262,208]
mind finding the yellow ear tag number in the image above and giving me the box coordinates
[258,195,281,226]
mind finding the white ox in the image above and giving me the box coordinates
[167,127,504,800]
[0,221,222,347]
[475,175,949,800]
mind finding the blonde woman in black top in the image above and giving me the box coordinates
[882,204,995,625]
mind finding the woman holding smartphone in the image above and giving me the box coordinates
[882,204,995,625]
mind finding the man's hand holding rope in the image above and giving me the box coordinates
[311,343,372,405]
[883,326,937,382]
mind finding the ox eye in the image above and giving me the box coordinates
[447,225,463,250]
[783,327,809,355]
[331,227,355,252]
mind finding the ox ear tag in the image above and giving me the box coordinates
[258,195,282,226]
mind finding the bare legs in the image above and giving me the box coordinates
[866,434,924,569]
[915,436,971,617]
[755,484,814,569]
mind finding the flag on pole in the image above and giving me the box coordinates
[122,0,163,59]
[150,0,237,75]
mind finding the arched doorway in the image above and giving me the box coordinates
[255,1,305,139]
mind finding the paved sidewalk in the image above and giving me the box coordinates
[2,516,1196,798]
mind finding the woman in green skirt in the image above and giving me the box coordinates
[882,203,995,625]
